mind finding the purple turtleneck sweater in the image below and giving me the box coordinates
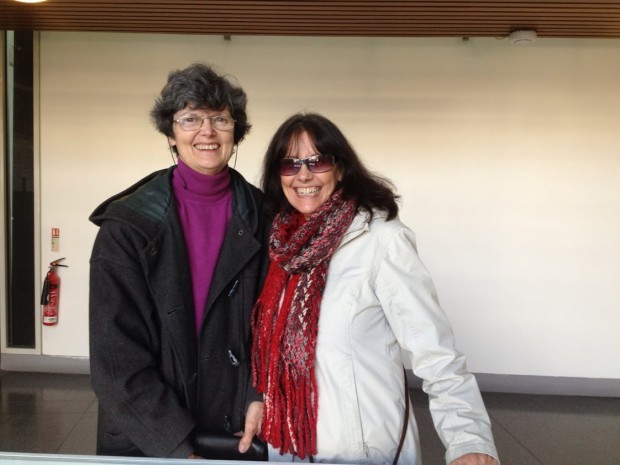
[172,159,232,337]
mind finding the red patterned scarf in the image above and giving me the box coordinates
[252,189,357,459]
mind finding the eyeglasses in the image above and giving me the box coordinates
[173,114,235,131]
[279,154,336,176]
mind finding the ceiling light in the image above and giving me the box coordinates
[15,0,47,3]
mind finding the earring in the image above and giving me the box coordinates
[168,144,178,164]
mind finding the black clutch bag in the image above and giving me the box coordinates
[193,432,268,461]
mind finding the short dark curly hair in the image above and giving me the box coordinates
[150,62,251,144]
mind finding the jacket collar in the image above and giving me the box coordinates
[338,208,387,248]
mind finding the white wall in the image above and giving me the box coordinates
[37,32,620,379]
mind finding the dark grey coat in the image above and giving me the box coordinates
[89,166,269,458]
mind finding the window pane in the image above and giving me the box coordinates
[5,31,35,348]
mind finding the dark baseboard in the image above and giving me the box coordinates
[406,369,620,397]
[2,354,618,397]
[1,354,90,374]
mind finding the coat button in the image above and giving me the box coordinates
[228,349,240,366]
[228,349,239,367]
[238,230,244,236]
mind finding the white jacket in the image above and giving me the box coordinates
[308,210,498,464]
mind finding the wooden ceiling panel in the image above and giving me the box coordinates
[1,1,620,38]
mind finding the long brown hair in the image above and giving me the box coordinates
[261,112,399,219]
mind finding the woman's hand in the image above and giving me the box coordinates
[238,401,264,453]
[450,453,499,465]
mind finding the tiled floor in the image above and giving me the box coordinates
[0,370,619,464]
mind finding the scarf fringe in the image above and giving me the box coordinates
[260,363,317,459]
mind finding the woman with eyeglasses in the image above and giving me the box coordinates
[252,112,500,465]
[89,63,268,459]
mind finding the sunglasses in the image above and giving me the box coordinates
[279,154,336,176]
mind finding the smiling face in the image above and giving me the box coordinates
[281,131,342,218]
[168,107,235,176]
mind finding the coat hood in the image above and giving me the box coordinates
[89,166,262,240]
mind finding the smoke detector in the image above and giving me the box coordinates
[509,30,537,45]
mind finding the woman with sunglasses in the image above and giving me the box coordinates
[252,112,499,465]
[89,63,268,459]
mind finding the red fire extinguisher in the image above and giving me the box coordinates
[40,258,68,326]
